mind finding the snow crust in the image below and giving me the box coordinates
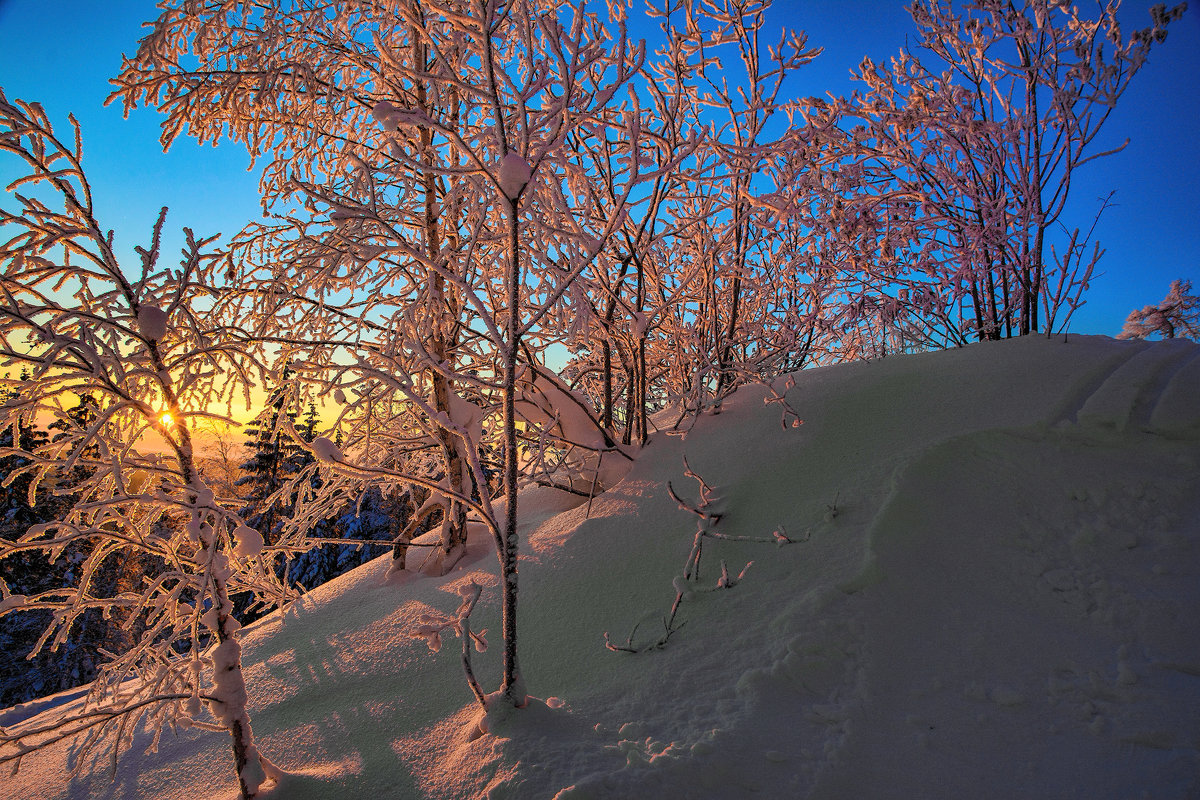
[6,335,1200,800]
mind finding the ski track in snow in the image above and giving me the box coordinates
[4,336,1199,800]
[1049,337,1200,434]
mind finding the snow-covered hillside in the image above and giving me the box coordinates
[6,334,1199,800]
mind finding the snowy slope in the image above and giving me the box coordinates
[6,335,1200,800]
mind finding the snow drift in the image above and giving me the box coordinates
[5,334,1199,799]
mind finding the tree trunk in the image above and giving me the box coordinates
[414,22,468,566]
[500,196,522,704]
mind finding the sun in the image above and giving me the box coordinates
[159,411,174,427]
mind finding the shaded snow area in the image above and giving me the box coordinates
[7,335,1200,799]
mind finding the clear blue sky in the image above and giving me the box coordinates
[1,0,1197,339]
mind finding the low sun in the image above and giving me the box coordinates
[159,411,174,427]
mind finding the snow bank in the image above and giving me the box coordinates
[6,335,1199,800]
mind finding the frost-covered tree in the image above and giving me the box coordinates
[1117,279,1200,340]
[0,92,282,799]
[801,0,1184,345]
[114,0,653,709]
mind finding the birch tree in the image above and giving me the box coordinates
[832,0,1185,342]
[113,0,650,708]
[0,92,281,798]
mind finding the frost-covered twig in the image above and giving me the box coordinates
[611,457,804,654]
[603,616,683,654]
[667,456,723,524]
[0,93,279,798]
[762,375,803,430]
[0,692,210,772]
[411,581,488,708]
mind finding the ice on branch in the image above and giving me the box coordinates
[137,304,169,340]
[498,152,532,200]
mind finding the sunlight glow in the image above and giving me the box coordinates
[159,411,174,427]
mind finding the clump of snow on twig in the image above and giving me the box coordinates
[233,526,264,559]
[311,436,343,462]
[498,152,532,200]
[137,305,168,340]
[371,100,402,131]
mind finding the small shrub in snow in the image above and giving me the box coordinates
[606,458,802,653]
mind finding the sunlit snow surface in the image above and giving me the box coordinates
[5,335,1199,799]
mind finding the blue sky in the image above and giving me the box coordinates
[1,0,1197,339]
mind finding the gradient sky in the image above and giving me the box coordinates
[1,0,1197,341]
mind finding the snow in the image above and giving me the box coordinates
[136,304,168,340]
[371,100,402,132]
[5,335,1200,799]
[498,152,532,200]
[233,525,265,559]
[310,436,342,462]
[515,366,609,452]
[446,389,483,448]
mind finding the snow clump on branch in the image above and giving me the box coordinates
[233,525,264,559]
[371,100,402,132]
[137,305,169,340]
[498,152,532,200]
[310,436,343,463]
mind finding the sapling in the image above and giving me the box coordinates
[0,92,282,798]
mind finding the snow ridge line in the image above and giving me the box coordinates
[1127,341,1199,431]
[1048,340,1149,428]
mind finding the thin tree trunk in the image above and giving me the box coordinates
[500,196,521,704]
[156,335,266,800]
[602,338,613,431]
[415,21,467,564]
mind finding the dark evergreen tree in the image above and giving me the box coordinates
[286,486,395,591]
[1,371,50,529]
[0,388,131,707]
[236,367,307,545]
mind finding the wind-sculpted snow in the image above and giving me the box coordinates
[5,336,1199,799]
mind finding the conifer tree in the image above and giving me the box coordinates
[235,367,306,546]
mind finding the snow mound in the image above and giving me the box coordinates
[6,335,1199,800]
